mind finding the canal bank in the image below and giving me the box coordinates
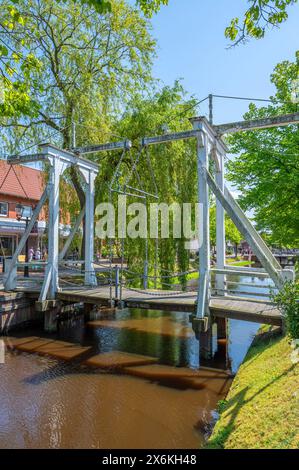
[0,305,261,449]
[207,328,299,449]
[1,273,276,448]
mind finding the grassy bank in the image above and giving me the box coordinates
[207,332,299,449]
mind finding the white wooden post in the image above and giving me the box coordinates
[215,151,226,294]
[83,170,97,286]
[48,159,63,299]
[194,127,210,318]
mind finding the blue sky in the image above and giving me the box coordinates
[149,0,299,124]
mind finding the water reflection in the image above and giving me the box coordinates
[0,274,264,448]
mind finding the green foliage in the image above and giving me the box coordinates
[275,282,299,339]
[1,0,156,151]
[226,0,298,45]
[109,82,198,287]
[0,0,164,119]
[0,1,42,117]
[136,0,168,16]
[216,399,228,415]
[226,52,299,247]
[1,0,197,287]
[207,335,299,449]
[85,0,168,16]
[210,205,242,247]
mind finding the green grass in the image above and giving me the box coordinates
[207,333,299,449]
[226,259,252,267]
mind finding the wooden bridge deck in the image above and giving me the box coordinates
[57,286,282,326]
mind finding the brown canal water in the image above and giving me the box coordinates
[0,302,260,449]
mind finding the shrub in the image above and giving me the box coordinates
[275,281,299,339]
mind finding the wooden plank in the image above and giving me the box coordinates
[122,364,233,393]
[84,351,158,369]
[19,284,282,325]
[35,341,91,360]
[209,298,282,326]
[4,336,39,348]
[15,338,55,352]
[10,336,91,360]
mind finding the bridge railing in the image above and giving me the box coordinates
[3,260,47,290]
[209,266,287,301]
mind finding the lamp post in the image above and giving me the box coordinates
[16,204,31,278]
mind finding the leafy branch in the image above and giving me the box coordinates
[226,0,298,46]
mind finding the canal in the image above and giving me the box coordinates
[0,275,267,449]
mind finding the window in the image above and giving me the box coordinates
[16,204,32,219]
[21,205,33,219]
[0,202,8,217]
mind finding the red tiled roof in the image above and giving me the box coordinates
[0,160,44,201]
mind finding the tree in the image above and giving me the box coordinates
[210,206,243,257]
[0,2,42,118]
[226,0,298,45]
[109,82,198,289]
[0,0,166,119]
[84,0,169,15]
[1,0,155,199]
[0,0,157,264]
[226,52,299,247]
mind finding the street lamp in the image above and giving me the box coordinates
[16,204,32,278]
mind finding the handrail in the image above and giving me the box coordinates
[210,268,270,278]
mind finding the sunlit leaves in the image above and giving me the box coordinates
[136,0,169,16]
[226,54,299,246]
[115,82,198,283]
[226,0,298,45]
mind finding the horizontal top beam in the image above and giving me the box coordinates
[40,144,99,172]
[8,143,99,173]
[213,112,299,135]
[7,153,47,165]
[142,129,200,146]
[74,140,132,155]
[189,116,228,153]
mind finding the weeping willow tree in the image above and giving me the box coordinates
[96,82,199,290]
[0,0,156,256]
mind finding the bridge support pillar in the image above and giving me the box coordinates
[83,171,97,286]
[48,159,65,299]
[83,303,93,321]
[193,123,210,318]
[199,325,213,360]
[191,315,213,360]
[44,308,59,333]
[216,316,228,340]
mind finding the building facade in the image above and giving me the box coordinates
[0,160,46,261]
